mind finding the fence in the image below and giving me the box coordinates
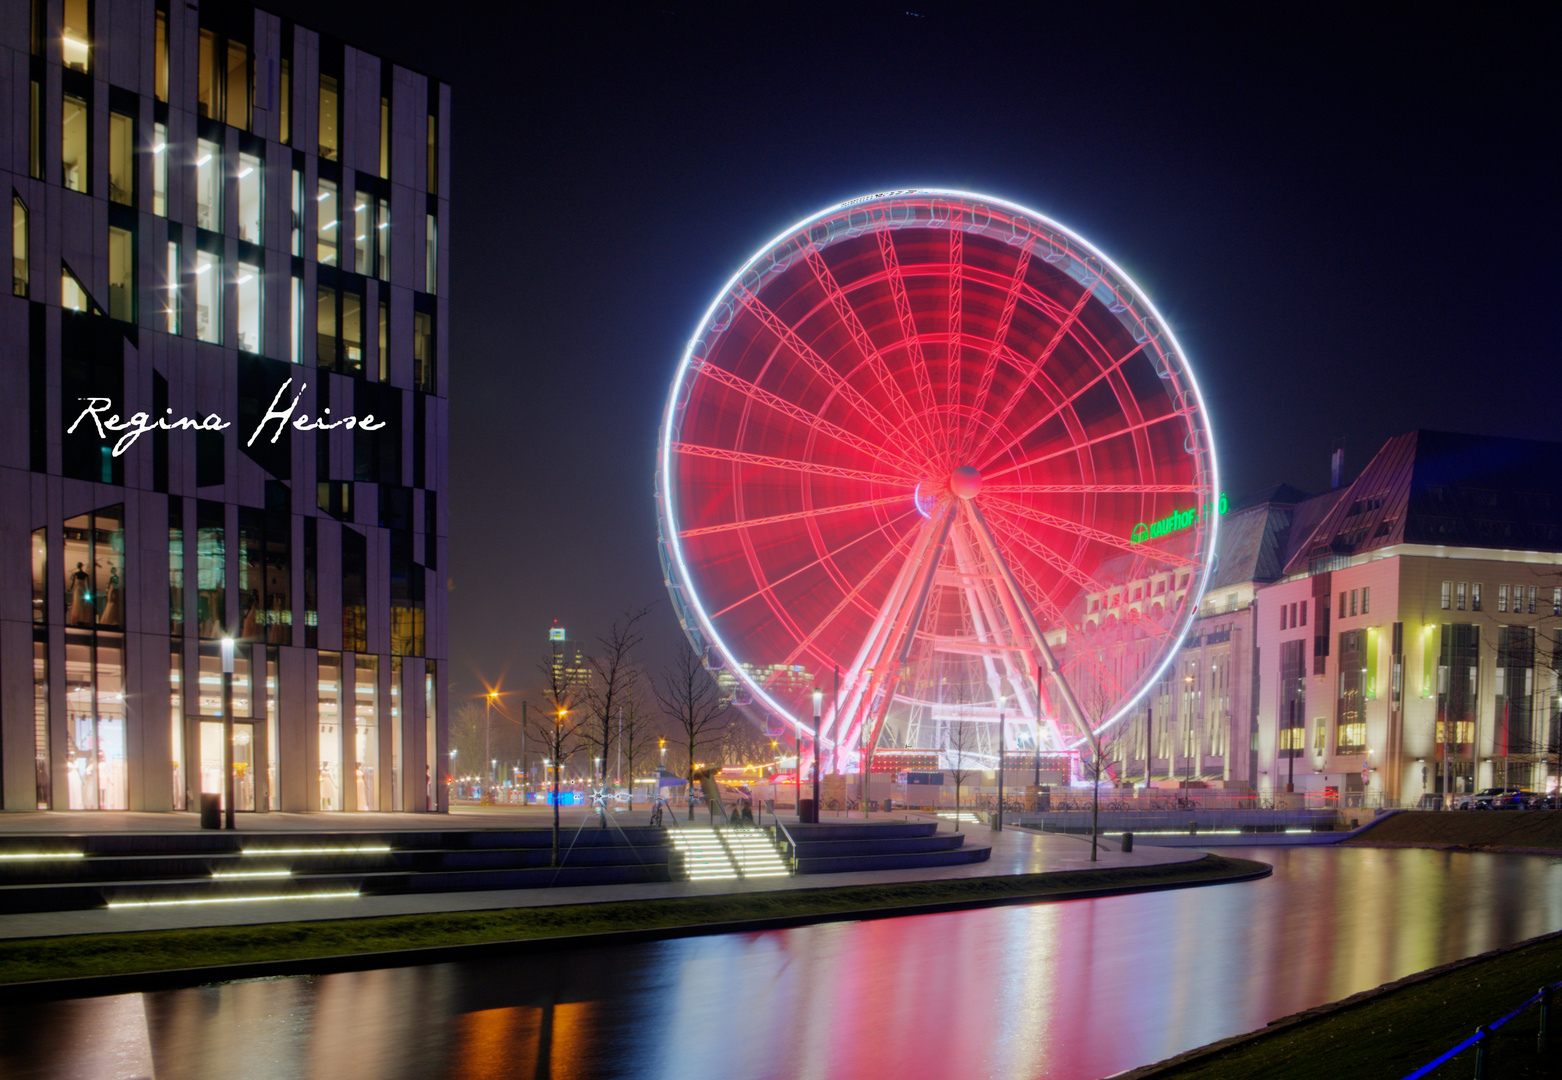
[1399,978,1560,1079]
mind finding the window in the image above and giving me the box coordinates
[29,79,41,179]
[319,75,340,160]
[317,180,338,264]
[198,30,221,119]
[1338,592,1345,619]
[12,195,27,298]
[62,95,88,192]
[355,655,379,810]
[425,213,437,292]
[1350,589,1358,617]
[355,194,372,274]
[195,140,221,231]
[152,123,168,216]
[236,263,260,354]
[1529,586,1538,614]
[413,310,434,393]
[63,0,89,72]
[1499,584,1509,613]
[291,170,304,256]
[1441,581,1452,610]
[63,505,126,629]
[108,112,133,205]
[290,275,303,364]
[1469,584,1478,612]
[1300,600,1307,626]
[237,154,262,244]
[1456,582,1466,611]
[61,264,92,312]
[426,112,438,193]
[279,60,291,145]
[225,42,249,130]
[1554,587,1561,617]
[378,300,388,380]
[165,241,181,334]
[1362,586,1371,614]
[1279,639,1305,757]
[154,10,168,101]
[194,250,220,343]
[342,289,364,375]
[1336,629,1368,752]
[319,653,342,810]
[107,226,133,322]
[380,97,390,180]
[317,286,337,367]
[376,198,390,282]
[1280,604,1287,631]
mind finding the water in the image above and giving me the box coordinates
[5,846,1562,1080]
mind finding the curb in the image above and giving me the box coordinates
[0,856,1269,1001]
[1113,924,1562,1079]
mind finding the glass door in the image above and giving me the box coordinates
[195,719,264,812]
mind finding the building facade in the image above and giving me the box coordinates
[1,0,450,813]
[1253,432,1562,803]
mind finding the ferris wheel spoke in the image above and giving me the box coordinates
[690,360,924,476]
[802,248,941,461]
[981,409,1195,483]
[711,507,920,621]
[961,238,1035,459]
[947,229,963,441]
[982,483,1202,496]
[671,443,918,486]
[679,495,909,539]
[734,287,916,459]
[987,498,1198,568]
[968,285,1097,465]
[877,231,947,453]
[983,511,1109,595]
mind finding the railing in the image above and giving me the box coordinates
[1399,978,1559,1079]
[769,809,799,874]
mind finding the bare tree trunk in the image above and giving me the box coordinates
[1091,752,1100,862]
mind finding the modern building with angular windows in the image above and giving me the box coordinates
[0,1,449,813]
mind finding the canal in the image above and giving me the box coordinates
[5,846,1562,1079]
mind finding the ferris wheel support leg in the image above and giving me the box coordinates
[948,519,1041,726]
[968,503,1103,763]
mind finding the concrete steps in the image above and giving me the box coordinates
[778,821,990,874]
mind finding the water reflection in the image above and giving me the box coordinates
[3,847,1561,1080]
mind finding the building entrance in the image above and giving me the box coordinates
[189,717,268,812]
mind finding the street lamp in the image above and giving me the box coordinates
[811,686,823,822]
[221,636,235,830]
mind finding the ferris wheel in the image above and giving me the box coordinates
[656,190,1218,773]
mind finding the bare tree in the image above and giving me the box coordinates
[944,717,976,832]
[581,607,652,814]
[617,666,662,809]
[656,640,733,820]
[528,654,588,865]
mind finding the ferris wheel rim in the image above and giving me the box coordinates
[656,188,1221,748]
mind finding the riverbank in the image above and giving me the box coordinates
[1344,808,1562,852]
[1121,925,1562,1079]
[0,853,1265,994]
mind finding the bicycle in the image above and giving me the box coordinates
[649,795,669,828]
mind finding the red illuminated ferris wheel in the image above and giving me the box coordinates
[657,190,1218,773]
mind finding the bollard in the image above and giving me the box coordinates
[1121,831,1134,853]
[1188,821,1197,835]
[1540,986,1551,1049]
[1474,1025,1490,1078]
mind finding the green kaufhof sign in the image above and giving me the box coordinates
[1130,493,1227,544]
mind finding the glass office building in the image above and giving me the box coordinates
[1,1,449,813]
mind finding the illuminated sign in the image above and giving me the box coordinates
[1130,493,1228,544]
[549,628,566,641]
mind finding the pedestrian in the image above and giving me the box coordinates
[742,800,755,826]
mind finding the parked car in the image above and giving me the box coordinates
[1486,790,1536,810]
[1526,793,1562,810]
[1460,787,1521,810]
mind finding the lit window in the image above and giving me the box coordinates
[1350,589,1357,617]
[238,154,262,244]
[425,213,437,292]
[1455,582,1466,611]
[376,198,390,282]
[1529,586,1538,615]
[355,196,371,274]
[426,112,437,194]
[61,266,91,313]
[165,242,181,335]
[380,97,390,180]
[1468,583,1477,612]
[319,75,339,161]
[317,180,337,264]
[108,112,133,206]
[225,42,249,131]
[279,60,291,145]
[413,311,434,393]
[154,11,168,101]
[152,123,168,217]
[195,251,220,343]
[197,31,220,119]
[196,140,221,231]
[291,170,303,256]
[237,263,261,354]
[342,290,363,375]
[1498,584,1509,613]
[107,227,133,322]
[12,196,28,298]
[1554,587,1560,617]
[1441,581,1452,610]
[62,95,88,192]
[63,0,89,72]
[378,300,388,381]
[290,276,303,364]
[317,286,337,367]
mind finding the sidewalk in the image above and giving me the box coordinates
[0,808,1202,940]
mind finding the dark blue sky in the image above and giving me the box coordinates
[266,0,1560,700]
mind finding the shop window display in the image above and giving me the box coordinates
[320,653,343,810]
[65,630,127,810]
[63,506,125,629]
[356,655,378,811]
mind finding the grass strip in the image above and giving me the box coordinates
[1135,927,1562,1079]
[0,854,1260,986]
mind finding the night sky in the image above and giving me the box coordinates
[264,0,1559,700]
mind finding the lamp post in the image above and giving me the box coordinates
[995,710,1005,831]
[484,690,497,803]
[812,687,823,822]
[1286,698,1296,794]
[221,636,235,830]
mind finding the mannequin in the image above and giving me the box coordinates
[100,566,123,627]
[67,563,93,625]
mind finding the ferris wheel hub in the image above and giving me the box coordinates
[949,465,984,500]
